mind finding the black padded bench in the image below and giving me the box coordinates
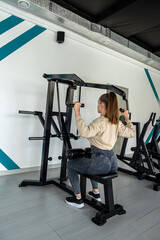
[78,172,126,226]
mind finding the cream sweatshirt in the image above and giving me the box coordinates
[75,115,136,150]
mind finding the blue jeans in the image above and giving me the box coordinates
[67,145,118,194]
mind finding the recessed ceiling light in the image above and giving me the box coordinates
[18,0,30,9]
[101,39,111,45]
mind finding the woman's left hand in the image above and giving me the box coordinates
[74,102,81,115]
[121,109,129,121]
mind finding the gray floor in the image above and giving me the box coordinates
[0,168,160,240]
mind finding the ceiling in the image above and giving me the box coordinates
[50,0,160,58]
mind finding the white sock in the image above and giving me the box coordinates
[93,191,99,194]
[76,197,81,199]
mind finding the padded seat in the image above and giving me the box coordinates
[78,171,125,226]
[80,172,118,184]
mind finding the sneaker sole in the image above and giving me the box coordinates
[95,197,102,202]
[88,193,102,202]
[65,200,84,208]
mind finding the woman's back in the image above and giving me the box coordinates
[75,115,135,150]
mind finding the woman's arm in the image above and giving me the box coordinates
[118,110,136,138]
[74,102,104,138]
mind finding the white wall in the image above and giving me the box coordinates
[0,7,160,174]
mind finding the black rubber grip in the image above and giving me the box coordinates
[119,108,125,113]
[19,110,35,115]
[29,137,45,140]
[66,103,85,108]
[43,73,48,78]
[81,103,85,108]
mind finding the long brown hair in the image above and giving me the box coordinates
[99,92,119,124]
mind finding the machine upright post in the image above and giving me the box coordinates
[60,87,74,181]
[40,81,55,183]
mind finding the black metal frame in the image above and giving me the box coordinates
[79,172,126,226]
[19,73,128,185]
[147,120,160,155]
[19,73,128,223]
[117,113,160,191]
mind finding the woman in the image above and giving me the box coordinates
[65,92,136,208]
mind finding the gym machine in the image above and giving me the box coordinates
[19,73,128,224]
[19,73,129,186]
[117,112,160,191]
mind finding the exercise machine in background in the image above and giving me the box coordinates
[118,112,160,191]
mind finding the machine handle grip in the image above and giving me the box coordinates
[19,110,43,115]
[29,137,45,140]
[43,73,48,78]
[66,103,85,108]
[19,110,35,115]
[119,108,125,113]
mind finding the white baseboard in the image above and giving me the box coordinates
[0,163,61,176]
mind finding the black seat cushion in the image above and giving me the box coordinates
[79,172,118,183]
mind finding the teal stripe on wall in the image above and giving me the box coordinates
[0,15,24,35]
[145,117,160,144]
[0,25,46,61]
[0,149,20,170]
[144,68,160,107]
[144,69,160,143]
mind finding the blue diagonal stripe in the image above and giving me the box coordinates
[0,149,20,170]
[144,68,160,107]
[0,25,46,61]
[0,15,24,35]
